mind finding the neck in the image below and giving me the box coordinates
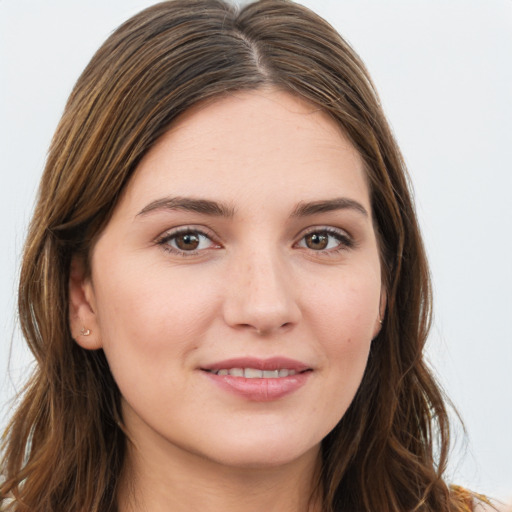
[117,435,323,512]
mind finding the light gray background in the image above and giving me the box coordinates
[1,0,511,501]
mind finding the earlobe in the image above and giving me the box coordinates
[69,255,102,350]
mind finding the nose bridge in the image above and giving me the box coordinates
[223,242,301,334]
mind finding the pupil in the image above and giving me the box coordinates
[177,233,199,250]
[307,233,328,250]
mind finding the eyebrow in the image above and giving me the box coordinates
[137,196,236,217]
[292,198,368,217]
[136,196,368,219]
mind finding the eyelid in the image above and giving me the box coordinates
[155,224,355,257]
[155,225,222,256]
[295,226,355,252]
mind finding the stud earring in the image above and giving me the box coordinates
[80,327,91,336]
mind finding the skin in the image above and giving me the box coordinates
[70,88,385,512]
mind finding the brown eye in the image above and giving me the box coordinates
[175,233,200,251]
[297,229,352,252]
[159,229,217,254]
[304,232,329,250]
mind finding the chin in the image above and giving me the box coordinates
[194,432,322,471]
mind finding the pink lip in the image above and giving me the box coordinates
[201,357,312,402]
[202,356,311,373]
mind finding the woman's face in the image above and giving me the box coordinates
[71,89,384,471]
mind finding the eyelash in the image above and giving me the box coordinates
[156,226,354,256]
[296,227,354,254]
[156,227,219,256]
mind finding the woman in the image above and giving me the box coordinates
[0,1,497,511]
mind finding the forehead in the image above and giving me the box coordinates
[121,88,369,215]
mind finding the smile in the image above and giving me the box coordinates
[207,368,297,378]
[201,358,312,401]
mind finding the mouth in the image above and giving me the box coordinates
[205,368,302,378]
[200,357,312,401]
[201,356,311,376]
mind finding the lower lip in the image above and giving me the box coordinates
[203,371,311,402]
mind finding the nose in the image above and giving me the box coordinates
[222,248,302,336]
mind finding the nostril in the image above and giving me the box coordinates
[253,322,294,336]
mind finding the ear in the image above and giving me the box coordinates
[69,255,102,350]
[372,288,387,339]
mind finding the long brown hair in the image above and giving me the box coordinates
[0,1,475,510]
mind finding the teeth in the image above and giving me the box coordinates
[244,368,263,378]
[212,368,297,378]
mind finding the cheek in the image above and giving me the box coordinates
[91,265,224,424]
[303,267,381,342]
[91,258,222,373]
[301,268,379,406]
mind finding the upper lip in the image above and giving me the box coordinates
[201,357,311,373]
